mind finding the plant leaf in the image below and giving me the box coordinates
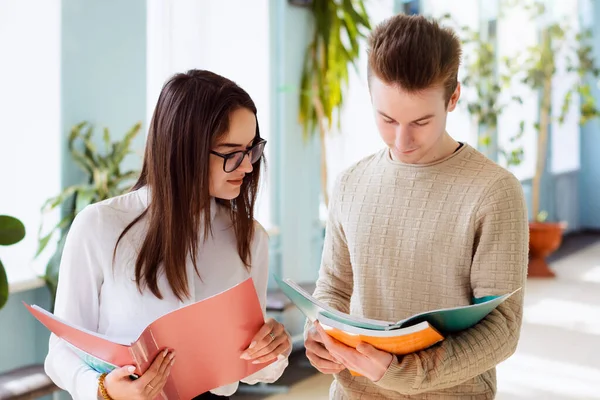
[111,122,141,167]
[298,0,370,142]
[0,259,7,309]
[103,127,111,154]
[75,186,97,215]
[0,215,25,246]
[44,234,67,311]
[38,120,143,306]
[342,0,369,29]
[35,214,72,258]
[35,231,54,258]
[67,121,88,151]
[80,125,103,170]
[113,170,140,187]
[40,184,82,213]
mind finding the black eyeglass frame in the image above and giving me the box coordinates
[210,139,267,173]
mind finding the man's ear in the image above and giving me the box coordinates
[447,82,461,112]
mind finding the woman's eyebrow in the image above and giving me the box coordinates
[217,138,255,149]
[217,142,244,148]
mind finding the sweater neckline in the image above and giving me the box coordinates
[384,142,471,169]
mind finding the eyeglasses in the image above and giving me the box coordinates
[210,139,267,173]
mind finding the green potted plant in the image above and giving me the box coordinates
[297,0,371,207]
[36,121,142,304]
[439,14,525,165]
[503,0,600,277]
[0,215,26,310]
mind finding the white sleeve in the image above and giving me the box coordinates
[44,205,105,400]
[241,224,290,385]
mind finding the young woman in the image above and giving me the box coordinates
[44,70,291,399]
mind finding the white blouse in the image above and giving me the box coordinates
[44,186,289,399]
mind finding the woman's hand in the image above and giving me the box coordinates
[240,318,291,364]
[102,349,175,400]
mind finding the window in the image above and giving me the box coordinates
[421,0,487,148]
[0,1,61,283]
[549,0,581,174]
[496,1,539,180]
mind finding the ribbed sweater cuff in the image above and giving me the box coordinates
[373,355,417,392]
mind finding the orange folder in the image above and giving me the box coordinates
[318,314,444,377]
[24,278,274,399]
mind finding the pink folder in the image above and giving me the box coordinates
[25,277,275,399]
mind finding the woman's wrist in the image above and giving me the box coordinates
[97,373,113,400]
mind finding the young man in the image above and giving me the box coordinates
[304,14,529,400]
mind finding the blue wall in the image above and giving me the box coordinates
[521,171,580,232]
[579,0,600,229]
[519,119,582,231]
[61,0,147,188]
[0,0,147,387]
[0,288,50,373]
[269,0,324,285]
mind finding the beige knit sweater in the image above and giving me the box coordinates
[308,144,529,399]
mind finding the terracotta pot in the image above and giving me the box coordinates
[528,221,565,278]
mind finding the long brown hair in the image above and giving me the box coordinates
[115,70,263,301]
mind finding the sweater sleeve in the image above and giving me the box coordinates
[374,173,529,395]
[44,205,105,400]
[304,175,354,336]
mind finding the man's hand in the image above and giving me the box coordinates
[314,321,394,382]
[304,323,346,374]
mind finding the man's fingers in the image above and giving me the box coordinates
[320,366,346,374]
[314,321,333,343]
[315,322,354,353]
[307,352,346,371]
[314,323,350,353]
[308,326,325,344]
[356,342,379,358]
[313,323,362,369]
[305,340,342,364]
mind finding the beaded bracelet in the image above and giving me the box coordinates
[98,373,113,400]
